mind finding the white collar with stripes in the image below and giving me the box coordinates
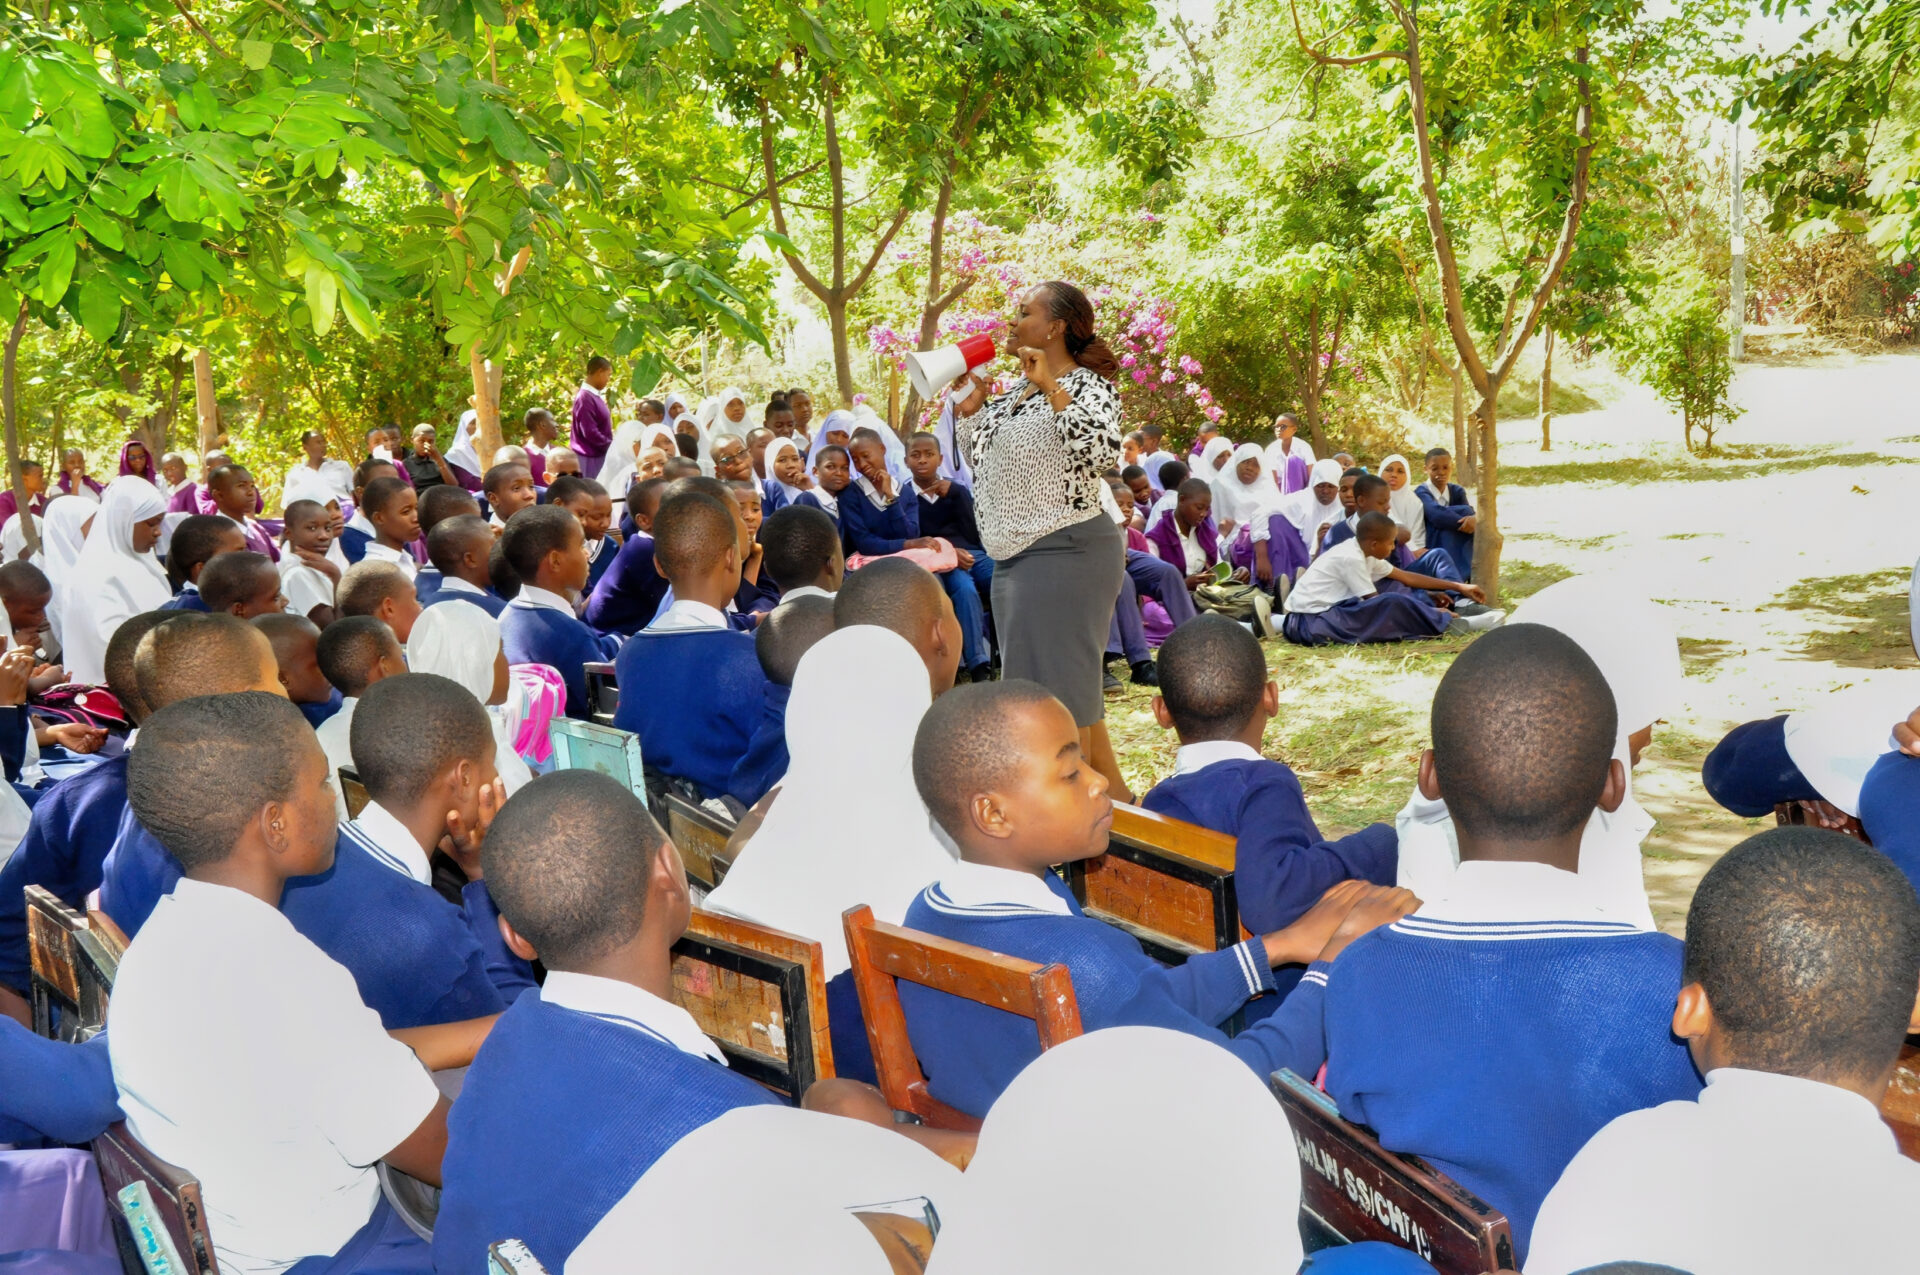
[1396,859,1643,940]
[344,799,432,887]
[923,860,1073,919]
[540,970,727,1065]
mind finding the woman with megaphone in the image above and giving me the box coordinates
[947,280,1132,799]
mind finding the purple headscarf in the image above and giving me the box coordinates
[117,439,154,479]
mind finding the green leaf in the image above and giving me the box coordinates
[75,203,125,251]
[76,273,122,341]
[159,238,204,290]
[305,262,338,335]
[241,40,274,70]
[629,352,665,397]
[37,231,77,305]
[338,280,379,339]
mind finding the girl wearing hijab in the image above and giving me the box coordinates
[116,440,155,482]
[1379,454,1429,553]
[813,409,856,457]
[405,601,534,795]
[37,496,95,649]
[1194,435,1236,528]
[1396,574,1680,929]
[760,438,814,515]
[445,410,486,492]
[1281,459,1348,560]
[55,477,167,684]
[704,626,956,1084]
[55,451,102,502]
[595,420,653,514]
[1218,444,1312,590]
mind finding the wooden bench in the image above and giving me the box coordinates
[663,793,739,891]
[671,909,834,1103]
[1062,802,1246,965]
[337,765,372,820]
[583,662,619,728]
[94,1121,221,1275]
[25,886,119,1042]
[1271,1068,1515,1275]
[842,904,1082,1133]
[1773,801,1872,844]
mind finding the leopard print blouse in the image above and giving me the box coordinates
[953,366,1124,561]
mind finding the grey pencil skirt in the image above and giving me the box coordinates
[990,512,1126,728]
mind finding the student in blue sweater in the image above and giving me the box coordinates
[160,515,245,611]
[280,672,533,1028]
[497,506,622,721]
[357,475,422,579]
[432,770,779,1275]
[612,489,766,800]
[1143,615,1398,943]
[760,504,844,604]
[904,430,995,611]
[1415,448,1476,583]
[724,480,781,618]
[583,478,670,636]
[413,484,485,606]
[1857,714,1920,895]
[1317,624,1702,1263]
[725,594,835,810]
[0,611,167,1021]
[255,613,342,727]
[422,515,508,617]
[339,457,401,564]
[548,476,618,595]
[898,679,1417,1119]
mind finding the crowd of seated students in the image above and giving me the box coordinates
[4,405,1920,1275]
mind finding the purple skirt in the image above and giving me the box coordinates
[1229,515,1311,581]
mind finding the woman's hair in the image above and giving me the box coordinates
[1035,281,1120,380]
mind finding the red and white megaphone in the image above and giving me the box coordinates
[905,334,997,400]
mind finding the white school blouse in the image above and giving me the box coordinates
[1282,538,1392,615]
[359,540,417,581]
[108,879,439,1275]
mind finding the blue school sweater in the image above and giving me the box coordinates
[792,490,839,532]
[159,585,209,612]
[1321,919,1701,1261]
[279,830,531,1030]
[733,570,781,617]
[1141,759,1398,933]
[97,805,181,937]
[430,993,778,1275]
[581,535,669,637]
[761,478,788,515]
[0,755,130,995]
[838,486,916,557]
[584,536,616,595]
[724,682,790,809]
[1416,481,1474,579]
[338,524,372,564]
[298,689,344,729]
[499,602,623,721]
[1858,751,1920,898]
[413,566,444,605]
[912,483,984,552]
[899,872,1329,1118]
[0,1021,120,1147]
[613,628,766,799]
[422,583,509,618]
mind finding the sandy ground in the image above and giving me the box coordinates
[1111,345,1920,934]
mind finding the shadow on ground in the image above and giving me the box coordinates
[1774,569,1915,668]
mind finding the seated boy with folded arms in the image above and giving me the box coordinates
[1317,624,1702,1263]
[1528,826,1920,1274]
[422,515,508,617]
[613,490,765,799]
[281,672,532,1029]
[898,680,1416,1118]
[760,504,844,604]
[497,506,622,720]
[1143,615,1396,951]
[725,595,836,811]
[1282,512,1498,646]
[113,692,488,1275]
[336,560,423,644]
[314,616,408,821]
[160,514,246,611]
[254,612,341,726]
[432,770,779,1274]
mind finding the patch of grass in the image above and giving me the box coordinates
[1498,558,1575,603]
[1532,532,1619,550]
[1891,434,1920,445]
[1677,636,1739,675]
[1664,532,1709,541]
[1502,445,1903,488]
[1776,569,1915,668]
[1495,376,1608,420]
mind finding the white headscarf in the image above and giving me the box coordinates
[404,600,532,796]
[1396,575,1679,929]
[58,476,168,684]
[1196,435,1234,499]
[926,1027,1305,1275]
[570,1107,961,1275]
[850,404,911,489]
[663,392,689,423]
[40,496,92,579]
[764,438,809,506]
[1280,458,1345,556]
[1,512,41,566]
[1214,443,1283,535]
[1379,453,1428,551]
[596,420,652,506]
[806,410,859,499]
[704,626,956,976]
[447,410,483,476]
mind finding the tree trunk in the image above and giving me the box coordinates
[1538,326,1554,452]
[827,302,855,407]
[1469,393,1503,601]
[1449,360,1476,485]
[469,343,504,462]
[3,300,39,555]
[192,347,219,455]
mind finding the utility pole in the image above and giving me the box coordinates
[1729,117,1745,362]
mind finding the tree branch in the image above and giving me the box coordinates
[846,204,912,299]
[759,100,830,302]
[171,0,235,58]
[1289,0,1407,67]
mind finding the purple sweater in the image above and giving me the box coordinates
[1144,513,1219,574]
[571,385,612,462]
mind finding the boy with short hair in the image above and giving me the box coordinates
[905,431,997,643]
[498,506,621,720]
[1324,473,1469,591]
[544,447,581,481]
[336,561,423,644]
[413,486,484,604]
[571,355,614,479]
[161,515,246,611]
[1282,512,1499,646]
[1417,448,1476,582]
[899,680,1414,1118]
[584,479,671,636]
[612,491,765,799]
[548,476,617,594]
[483,462,538,531]
[208,465,279,561]
[1317,625,1703,1261]
[724,480,779,617]
[423,515,509,617]
[832,557,961,698]
[281,673,533,1028]
[432,771,778,1273]
[1138,421,1179,489]
[1144,615,1397,944]
[254,612,340,727]
[112,692,458,1275]
[1528,825,1920,1274]
[358,476,421,579]
[1144,478,1239,592]
[277,498,340,627]
[725,594,836,810]
[1142,458,1190,532]
[760,504,844,604]
[313,615,408,820]
[198,551,287,620]
[1120,463,1157,515]
[339,458,401,564]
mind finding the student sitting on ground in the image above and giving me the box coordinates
[1416,448,1476,583]
[207,465,278,561]
[1857,711,1920,895]
[1527,826,1920,1274]
[498,507,621,721]
[277,499,340,627]
[1142,458,1191,532]
[612,490,765,798]
[802,443,852,530]
[1106,477,1196,678]
[1120,463,1157,517]
[1316,625,1703,1263]
[547,476,618,595]
[1699,691,1899,830]
[356,475,420,579]
[760,504,845,608]
[1282,513,1499,646]
[583,478,671,636]
[336,559,423,644]
[113,692,477,1275]
[897,680,1417,1118]
[314,616,408,821]
[760,436,814,515]
[724,595,836,811]
[159,514,246,612]
[1143,616,1397,950]
[423,515,509,618]
[432,771,780,1274]
[1324,474,1469,592]
[254,612,341,727]
[337,457,399,564]
[196,550,286,621]
[1144,478,1243,594]
[281,673,533,1029]
[724,479,780,617]
[412,483,484,604]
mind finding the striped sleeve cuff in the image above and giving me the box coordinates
[1297,959,1334,990]
[1233,937,1278,998]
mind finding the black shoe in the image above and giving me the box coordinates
[1130,659,1159,687]
[1103,668,1123,693]
[967,663,995,685]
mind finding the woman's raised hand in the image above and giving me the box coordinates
[1016,345,1058,393]
[949,371,989,418]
